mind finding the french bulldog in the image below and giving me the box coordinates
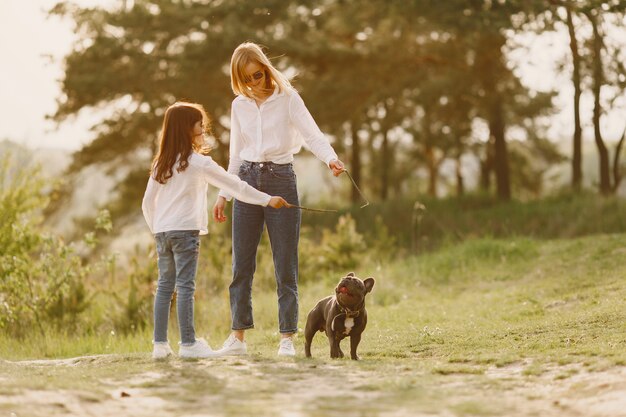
[304,272,375,360]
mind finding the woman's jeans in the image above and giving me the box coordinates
[153,230,200,345]
[231,161,301,334]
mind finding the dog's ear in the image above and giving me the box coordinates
[347,272,355,277]
[364,278,375,293]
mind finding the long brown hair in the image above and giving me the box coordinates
[151,102,211,184]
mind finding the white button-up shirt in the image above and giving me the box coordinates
[142,152,271,235]
[218,87,338,200]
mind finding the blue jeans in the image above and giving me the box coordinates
[153,230,200,345]
[231,161,301,334]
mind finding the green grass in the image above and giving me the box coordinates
[3,233,625,366]
[1,233,625,416]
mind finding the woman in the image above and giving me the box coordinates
[212,42,344,356]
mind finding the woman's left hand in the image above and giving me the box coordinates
[329,159,345,177]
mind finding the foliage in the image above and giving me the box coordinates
[110,250,157,335]
[49,0,623,232]
[300,193,626,250]
[0,155,112,336]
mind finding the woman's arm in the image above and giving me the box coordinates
[288,90,339,167]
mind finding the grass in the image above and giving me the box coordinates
[1,233,625,416]
[3,233,625,365]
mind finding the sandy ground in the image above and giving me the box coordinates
[1,355,625,417]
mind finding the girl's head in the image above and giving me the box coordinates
[230,42,292,99]
[151,101,211,184]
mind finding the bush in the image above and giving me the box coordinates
[298,214,395,283]
[0,155,110,336]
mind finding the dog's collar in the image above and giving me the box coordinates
[336,298,363,318]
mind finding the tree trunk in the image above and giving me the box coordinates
[566,4,583,191]
[480,138,494,192]
[350,121,362,204]
[421,110,438,197]
[455,153,464,197]
[490,96,511,200]
[612,128,625,193]
[454,131,465,196]
[424,145,438,197]
[380,128,390,200]
[586,9,612,195]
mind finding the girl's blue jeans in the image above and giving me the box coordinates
[153,230,200,345]
[230,161,301,334]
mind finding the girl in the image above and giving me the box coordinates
[142,101,288,359]
[212,42,345,357]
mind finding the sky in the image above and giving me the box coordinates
[0,0,109,151]
[0,1,624,153]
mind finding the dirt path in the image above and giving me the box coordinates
[1,355,624,417]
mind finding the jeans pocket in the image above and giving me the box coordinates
[155,235,167,256]
[169,231,200,252]
[238,163,251,178]
[269,165,295,180]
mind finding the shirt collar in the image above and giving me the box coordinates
[241,86,283,104]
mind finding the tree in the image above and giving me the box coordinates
[565,3,584,191]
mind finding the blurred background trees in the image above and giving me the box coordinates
[3,0,626,339]
[47,0,626,226]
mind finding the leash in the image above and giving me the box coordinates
[286,168,370,213]
[343,169,370,208]
[286,204,338,213]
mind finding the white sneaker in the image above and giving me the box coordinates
[152,342,175,360]
[217,334,247,356]
[179,338,218,359]
[277,337,296,357]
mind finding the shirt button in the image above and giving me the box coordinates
[259,163,264,168]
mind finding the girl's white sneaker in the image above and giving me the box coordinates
[152,342,175,359]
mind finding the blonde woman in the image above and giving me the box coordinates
[212,42,344,356]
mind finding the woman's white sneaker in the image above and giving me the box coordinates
[152,342,175,359]
[277,337,296,357]
[179,338,218,359]
[217,334,247,355]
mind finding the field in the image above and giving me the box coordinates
[2,234,624,417]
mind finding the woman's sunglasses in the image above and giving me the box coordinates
[244,70,264,84]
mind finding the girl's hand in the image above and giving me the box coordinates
[268,196,290,208]
[212,196,227,223]
[329,159,345,177]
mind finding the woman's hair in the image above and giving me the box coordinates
[151,101,211,184]
[230,42,292,98]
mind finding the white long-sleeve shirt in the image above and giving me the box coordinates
[142,152,271,235]
[218,87,338,201]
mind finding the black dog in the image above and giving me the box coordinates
[304,272,375,360]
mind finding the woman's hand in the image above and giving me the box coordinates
[212,196,227,223]
[268,196,290,208]
[329,159,345,177]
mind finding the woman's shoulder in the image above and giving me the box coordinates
[232,95,251,107]
[284,86,299,96]
[285,87,304,105]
